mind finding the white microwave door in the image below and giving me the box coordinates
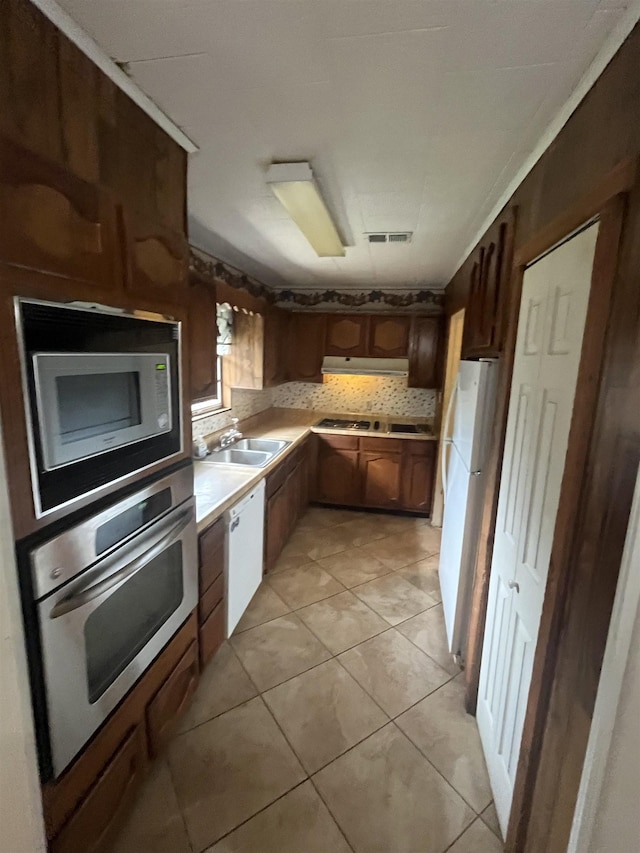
[33,352,171,471]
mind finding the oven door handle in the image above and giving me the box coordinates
[49,506,194,619]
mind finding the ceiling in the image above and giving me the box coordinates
[59,0,631,291]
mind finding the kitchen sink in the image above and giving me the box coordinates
[205,448,271,467]
[235,438,290,453]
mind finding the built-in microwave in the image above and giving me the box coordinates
[32,352,172,471]
[16,298,183,517]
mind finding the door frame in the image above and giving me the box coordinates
[463,159,636,852]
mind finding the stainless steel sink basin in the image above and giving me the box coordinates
[205,448,271,467]
[235,438,290,453]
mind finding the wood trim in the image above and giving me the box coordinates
[505,190,627,853]
[513,158,636,267]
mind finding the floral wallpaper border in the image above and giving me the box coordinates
[189,247,444,312]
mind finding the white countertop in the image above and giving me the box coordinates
[194,409,439,533]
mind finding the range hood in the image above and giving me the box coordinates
[321,356,409,377]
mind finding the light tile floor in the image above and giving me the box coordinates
[107,507,503,853]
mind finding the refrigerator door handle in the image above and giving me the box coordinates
[441,378,459,499]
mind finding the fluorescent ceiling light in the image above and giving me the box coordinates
[266,162,345,257]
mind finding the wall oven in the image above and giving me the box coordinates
[21,466,197,780]
[16,298,183,517]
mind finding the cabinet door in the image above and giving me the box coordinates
[264,309,287,387]
[361,452,403,509]
[287,313,326,382]
[265,484,290,572]
[315,447,361,505]
[401,443,436,513]
[461,210,515,359]
[189,276,218,402]
[199,517,225,595]
[200,601,225,668]
[325,314,368,356]
[50,725,147,853]
[368,316,410,357]
[0,137,121,291]
[147,641,199,758]
[408,316,442,388]
[124,209,188,301]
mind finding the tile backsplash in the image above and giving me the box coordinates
[192,387,274,439]
[272,375,437,418]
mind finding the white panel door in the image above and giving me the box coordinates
[477,223,599,837]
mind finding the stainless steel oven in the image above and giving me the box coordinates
[25,466,197,779]
[16,298,183,517]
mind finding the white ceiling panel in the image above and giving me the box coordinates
[58,0,640,290]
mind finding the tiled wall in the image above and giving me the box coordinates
[192,387,274,439]
[273,375,437,418]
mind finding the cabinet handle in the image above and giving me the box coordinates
[231,517,240,532]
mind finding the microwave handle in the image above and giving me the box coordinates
[49,506,193,619]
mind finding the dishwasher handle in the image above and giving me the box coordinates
[230,517,240,532]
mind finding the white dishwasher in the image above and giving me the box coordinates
[225,480,265,636]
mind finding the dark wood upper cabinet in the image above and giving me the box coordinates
[287,313,326,382]
[263,309,288,386]
[124,210,188,301]
[461,209,516,359]
[0,137,121,291]
[408,316,442,388]
[226,308,288,390]
[325,314,368,356]
[188,275,218,402]
[368,315,410,357]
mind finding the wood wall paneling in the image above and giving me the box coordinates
[449,135,640,853]
[0,137,122,290]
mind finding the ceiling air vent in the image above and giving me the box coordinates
[366,232,413,244]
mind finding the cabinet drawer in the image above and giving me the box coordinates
[317,433,359,451]
[359,436,403,454]
[200,600,225,668]
[199,572,224,624]
[147,640,199,758]
[51,725,147,853]
[199,517,225,593]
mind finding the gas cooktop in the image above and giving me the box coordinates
[316,418,371,431]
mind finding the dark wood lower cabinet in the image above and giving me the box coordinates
[197,517,226,668]
[264,440,311,572]
[147,641,199,758]
[50,725,148,853]
[360,451,403,509]
[401,443,436,513]
[314,433,437,515]
[43,613,198,852]
[199,601,225,669]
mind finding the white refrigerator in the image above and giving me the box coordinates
[439,359,498,660]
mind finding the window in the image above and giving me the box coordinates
[191,355,225,418]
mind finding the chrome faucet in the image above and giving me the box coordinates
[216,418,242,450]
